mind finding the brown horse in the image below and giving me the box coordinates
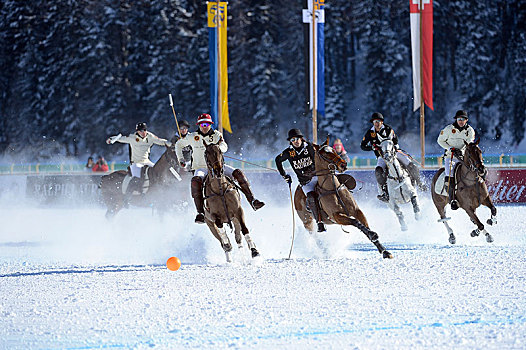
[431,139,497,244]
[202,142,260,262]
[100,146,183,218]
[294,139,393,259]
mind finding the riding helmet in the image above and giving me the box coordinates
[369,112,384,123]
[136,122,147,131]
[287,128,304,141]
[196,113,214,125]
[454,110,468,119]
[179,120,190,128]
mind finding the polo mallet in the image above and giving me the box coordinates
[168,94,182,138]
[287,181,296,260]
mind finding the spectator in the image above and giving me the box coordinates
[85,156,94,170]
[333,139,350,163]
[92,156,109,172]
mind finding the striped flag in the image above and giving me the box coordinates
[303,0,325,117]
[410,0,434,111]
[207,2,232,133]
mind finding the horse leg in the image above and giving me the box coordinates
[434,194,456,244]
[237,209,260,258]
[482,196,498,226]
[208,218,232,262]
[465,207,494,243]
[334,212,393,259]
[390,202,407,231]
[411,196,422,221]
[233,219,243,249]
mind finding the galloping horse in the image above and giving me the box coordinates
[294,139,393,259]
[202,142,260,262]
[378,138,421,231]
[100,146,182,218]
[431,139,497,244]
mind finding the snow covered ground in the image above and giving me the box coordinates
[1,191,525,349]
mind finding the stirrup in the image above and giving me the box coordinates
[195,213,205,224]
[317,222,327,233]
[377,193,389,203]
[250,199,265,211]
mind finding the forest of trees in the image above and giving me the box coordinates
[0,0,524,161]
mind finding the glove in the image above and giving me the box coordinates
[165,141,173,147]
[106,134,122,144]
[283,174,292,185]
[452,148,463,159]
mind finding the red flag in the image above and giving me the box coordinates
[410,0,433,111]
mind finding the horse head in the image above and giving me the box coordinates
[203,140,224,178]
[313,138,347,173]
[379,138,397,164]
[464,138,487,179]
[164,144,179,168]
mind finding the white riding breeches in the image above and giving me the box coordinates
[130,161,154,178]
[194,165,235,179]
[376,151,412,170]
[444,157,458,176]
[301,176,318,195]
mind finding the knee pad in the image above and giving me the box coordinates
[191,176,203,198]
[375,166,387,185]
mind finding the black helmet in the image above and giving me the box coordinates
[179,120,190,128]
[136,122,147,131]
[369,112,384,123]
[287,128,304,141]
[454,110,468,119]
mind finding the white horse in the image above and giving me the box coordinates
[379,139,422,231]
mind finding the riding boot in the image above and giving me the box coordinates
[306,191,326,232]
[191,176,205,224]
[232,169,265,211]
[407,162,428,191]
[124,177,141,208]
[375,166,389,203]
[445,176,459,210]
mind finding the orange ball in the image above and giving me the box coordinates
[166,257,181,271]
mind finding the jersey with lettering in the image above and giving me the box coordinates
[360,124,398,158]
[275,142,316,185]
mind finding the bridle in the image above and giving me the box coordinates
[460,143,487,180]
[315,145,347,175]
[205,145,225,178]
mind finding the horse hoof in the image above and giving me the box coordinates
[486,218,496,226]
[485,233,494,243]
[471,229,480,237]
[449,233,456,244]
[251,248,260,258]
[415,211,422,221]
[401,225,408,232]
[222,243,232,252]
[382,251,393,259]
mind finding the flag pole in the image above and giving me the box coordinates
[311,1,317,144]
[216,1,223,133]
[419,0,425,168]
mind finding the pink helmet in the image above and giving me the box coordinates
[196,113,214,125]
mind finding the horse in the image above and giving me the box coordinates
[431,139,497,244]
[294,139,393,259]
[99,145,183,218]
[378,139,421,231]
[202,141,260,263]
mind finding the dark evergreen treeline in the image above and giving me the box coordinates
[0,0,524,160]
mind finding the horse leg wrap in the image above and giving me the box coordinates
[244,234,257,250]
[349,218,378,242]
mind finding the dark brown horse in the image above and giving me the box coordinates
[431,139,497,244]
[294,139,393,259]
[100,146,183,218]
[202,142,260,262]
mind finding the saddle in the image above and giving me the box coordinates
[434,164,461,196]
[121,166,151,195]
